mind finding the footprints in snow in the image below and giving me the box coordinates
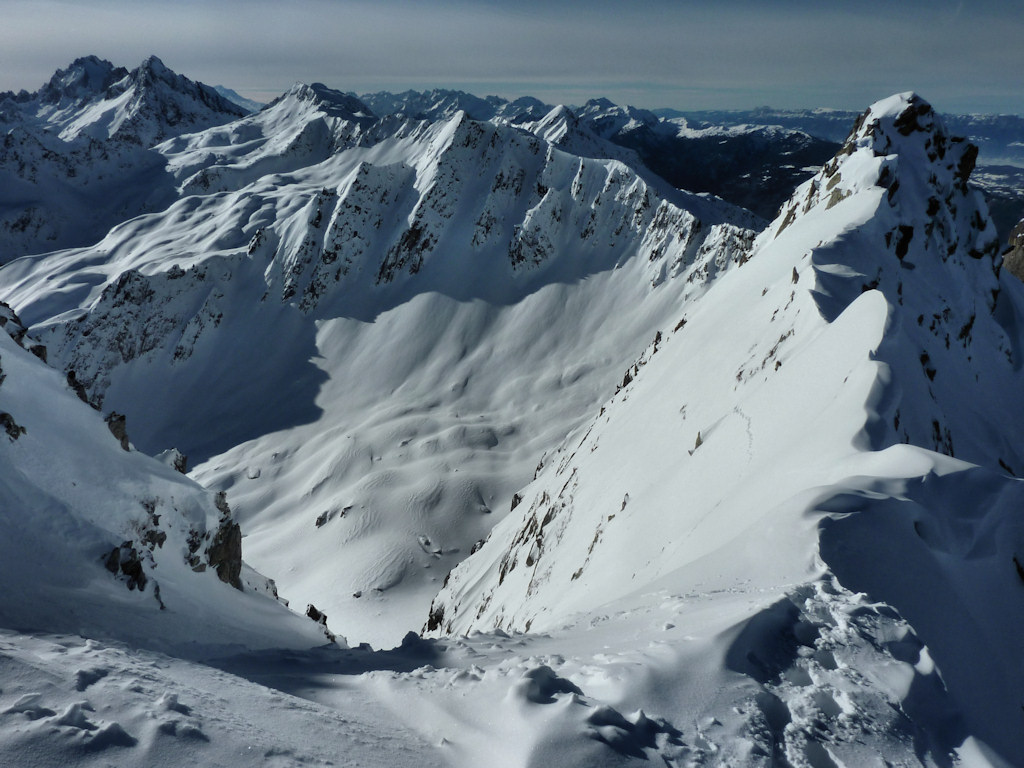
[0,654,209,753]
[727,577,963,767]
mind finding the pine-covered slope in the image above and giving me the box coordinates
[427,93,1024,763]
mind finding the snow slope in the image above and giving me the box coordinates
[428,93,1024,764]
[2,97,756,647]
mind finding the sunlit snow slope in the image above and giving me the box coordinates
[2,81,757,646]
[0,303,330,657]
[428,93,1024,763]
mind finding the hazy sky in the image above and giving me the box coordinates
[1,0,1021,113]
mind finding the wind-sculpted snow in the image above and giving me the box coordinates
[428,92,1024,763]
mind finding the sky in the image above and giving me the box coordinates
[1,0,1022,114]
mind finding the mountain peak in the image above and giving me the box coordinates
[127,54,179,90]
[139,54,169,73]
[276,82,375,119]
[773,92,998,279]
[839,92,976,190]
[39,55,126,104]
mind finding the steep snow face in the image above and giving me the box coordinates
[2,106,756,646]
[775,92,1012,468]
[427,93,1024,762]
[0,304,330,658]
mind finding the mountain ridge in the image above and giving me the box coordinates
[2,57,1024,763]
[426,91,1024,762]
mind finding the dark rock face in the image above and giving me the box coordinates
[305,603,337,643]
[206,492,242,590]
[1004,219,1024,281]
[158,447,188,474]
[105,411,130,450]
[65,370,94,407]
[0,412,26,441]
[171,450,188,474]
[103,542,147,591]
[306,603,326,623]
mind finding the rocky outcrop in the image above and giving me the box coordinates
[205,492,242,590]
[1003,218,1024,280]
[104,412,130,451]
[0,412,25,441]
[156,447,188,474]
[103,542,148,592]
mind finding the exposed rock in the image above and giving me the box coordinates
[105,411,130,450]
[0,412,25,441]
[1003,218,1024,281]
[0,301,28,346]
[185,528,205,572]
[65,370,97,408]
[103,542,147,591]
[206,492,242,590]
[306,603,327,623]
[156,447,188,474]
[305,603,337,643]
[0,301,46,365]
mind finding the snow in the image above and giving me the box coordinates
[1,59,1024,766]
[2,98,753,648]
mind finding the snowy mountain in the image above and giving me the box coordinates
[666,106,1024,167]
[582,99,839,220]
[358,88,549,124]
[212,84,264,114]
[669,106,1024,240]
[0,56,247,261]
[4,55,1024,764]
[427,92,1024,763]
[2,86,756,647]
[358,90,839,222]
[0,55,246,145]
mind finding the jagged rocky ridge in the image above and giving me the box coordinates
[0,66,836,264]
[427,93,1024,762]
